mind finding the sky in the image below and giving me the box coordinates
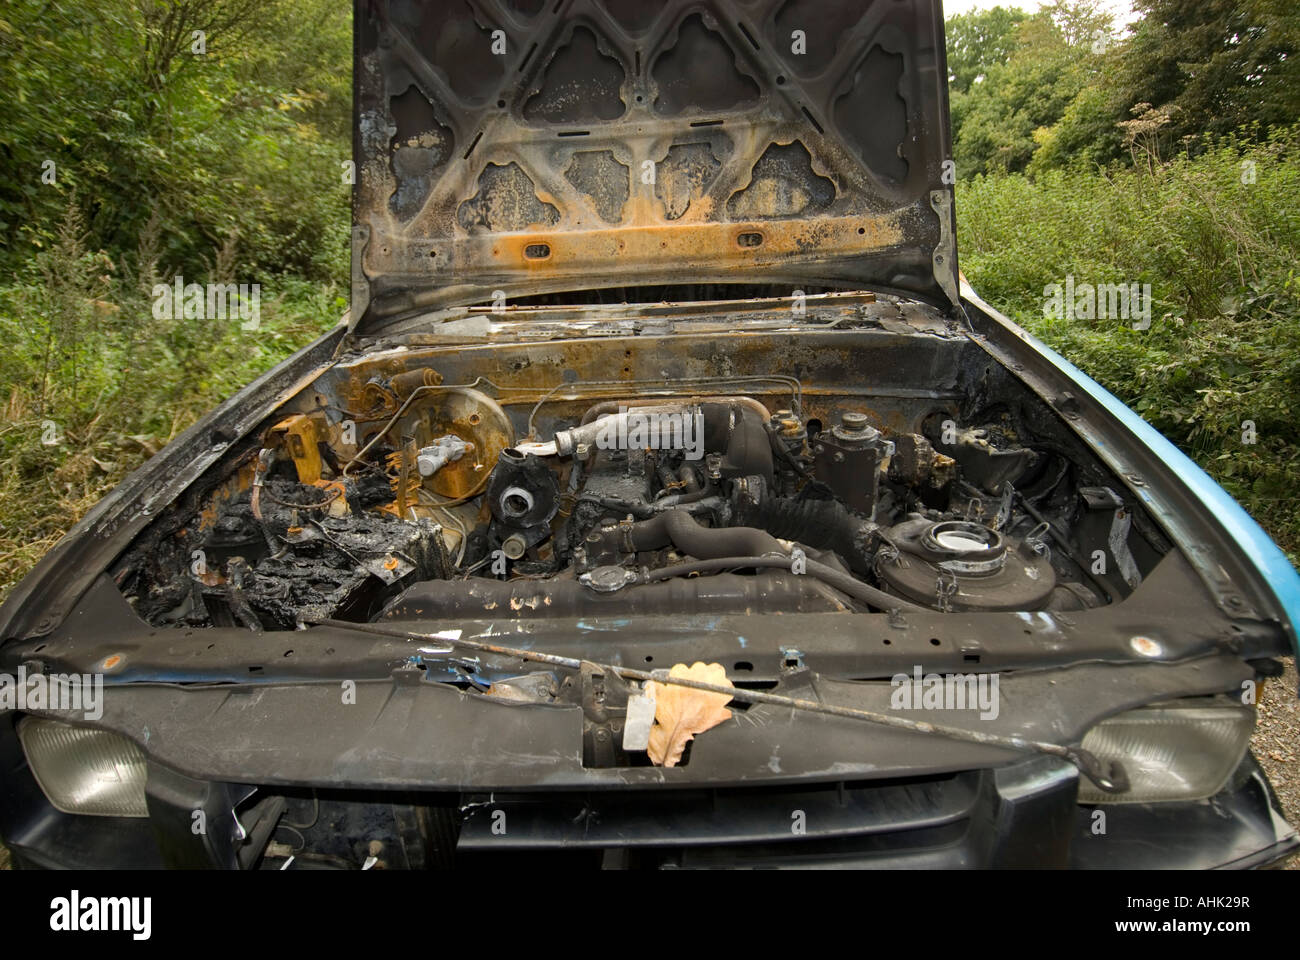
[941,0,1139,25]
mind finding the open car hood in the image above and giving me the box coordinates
[351,0,958,329]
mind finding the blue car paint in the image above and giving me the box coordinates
[964,285,1300,661]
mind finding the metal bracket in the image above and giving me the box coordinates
[930,189,961,308]
[350,224,371,331]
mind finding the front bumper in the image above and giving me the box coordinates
[2,707,1294,869]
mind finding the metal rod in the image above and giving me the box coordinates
[314,618,1128,792]
[1014,491,1114,603]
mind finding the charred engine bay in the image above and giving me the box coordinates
[116,296,1168,635]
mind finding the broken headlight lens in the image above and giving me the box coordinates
[17,717,149,817]
[1077,698,1253,804]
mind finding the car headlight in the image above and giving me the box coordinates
[1077,698,1253,804]
[17,717,149,817]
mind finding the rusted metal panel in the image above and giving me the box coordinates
[352,0,957,326]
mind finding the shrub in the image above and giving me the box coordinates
[957,126,1300,562]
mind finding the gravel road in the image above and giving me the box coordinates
[1254,657,1300,868]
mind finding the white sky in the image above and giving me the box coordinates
[941,0,1138,26]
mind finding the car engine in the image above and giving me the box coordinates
[118,365,1145,631]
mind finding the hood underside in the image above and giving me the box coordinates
[352,0,958,328]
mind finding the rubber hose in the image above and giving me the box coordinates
[733,493,872,572]
[642,555,924,612]
[627,509,785,558]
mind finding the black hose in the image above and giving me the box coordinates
[618,510,923,611]
[655,480,716,508]
[642,555,923,612]
[764,422,810,477]
[656,461,683,494]
[678,463,702,493]
[733,492,874,572]
[627,508,785,557]
[581,496,656,520]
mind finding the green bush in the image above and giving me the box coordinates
[957,127,1300,562]
[0,0,352,599]
[0,0,351,283]
[0,203,346,598]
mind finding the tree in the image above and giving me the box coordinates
[1117,0,1300,143]
[950,4,1113,177]
[0,0,351,280]
[945,5,1029,95]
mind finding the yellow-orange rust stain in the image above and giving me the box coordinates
[270,414,325,484]
[197,461,256,532]
[449,213,904,276]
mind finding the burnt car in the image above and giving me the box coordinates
[1,0,1297,870]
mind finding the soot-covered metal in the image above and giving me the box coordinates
[352,0,957,324]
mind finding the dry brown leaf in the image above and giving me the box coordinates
[646,662,734,767]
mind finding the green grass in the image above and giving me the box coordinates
[0,210,344,600]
